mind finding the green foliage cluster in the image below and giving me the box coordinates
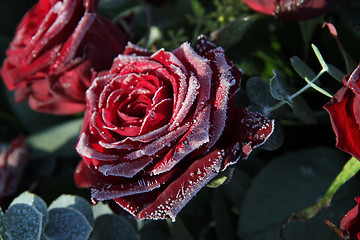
[0,192,139,240]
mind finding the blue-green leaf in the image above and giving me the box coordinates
[44,208,92,240]
[327,64,345,82]
[290,56,317,80]
[48,195,93,226]
[10,192,48,231]
[246,77,279,115]
[269,70,292,105]
[291,96,317,124]
[5,203,42,240]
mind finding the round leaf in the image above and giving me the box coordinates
[48,194,93,225]
[44,208,92,240]
[5,203,42,240]
[10,191,48,231]
[246,77,279,115]
[290,56,316,81]
[269,70,291,105]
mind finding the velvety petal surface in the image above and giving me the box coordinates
[324,64,360,160]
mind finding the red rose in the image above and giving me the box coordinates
[241,0,342,20]
[75,36,274,220]
[0,0,127,115]
[340,196,360,240]
[324,64,360,160]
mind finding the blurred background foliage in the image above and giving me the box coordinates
[1,0,360,239]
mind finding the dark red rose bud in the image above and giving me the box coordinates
[0,136,29,200]
[341,196,360,240]
[0,0,127,115]
[241,0,342,20]
[324,64,360,160]
[75,36,274,221]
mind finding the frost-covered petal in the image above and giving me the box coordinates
[150,105,211,175]
[114,147,223,220]
[221,108,275,170]
[0,0,127,114]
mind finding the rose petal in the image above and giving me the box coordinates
[150,105,211,175]
[114,147,223,220]
[340,196,360,239]
[172,42,212,121]
[221,107,275,170]
[324,65,360,160]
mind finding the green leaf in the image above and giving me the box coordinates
[26,118,83,158]
[5,203,42,240]
[290,95,317,124]
[189,0,204,17]
[48,195,93,226]
[269,70,292,105]
[237,147,358,240]
[282,156,360,229]
[207,176,227,188]
[91,214,138,240]
[327,64,345,82]
[299,19,322,55]
[207,169,233,188]
[246,77,279,115]
[10,192,48,231]
[290,56,317,80]
[223,167,251,208]
[44,208,92,240]
[212,189,237,240]
[211,16,255,48]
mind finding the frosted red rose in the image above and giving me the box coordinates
[324,64,360,160]
[75,36,274,220]
[340,196,360,240]
[241,0,342,20]
[0,0,127,114]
